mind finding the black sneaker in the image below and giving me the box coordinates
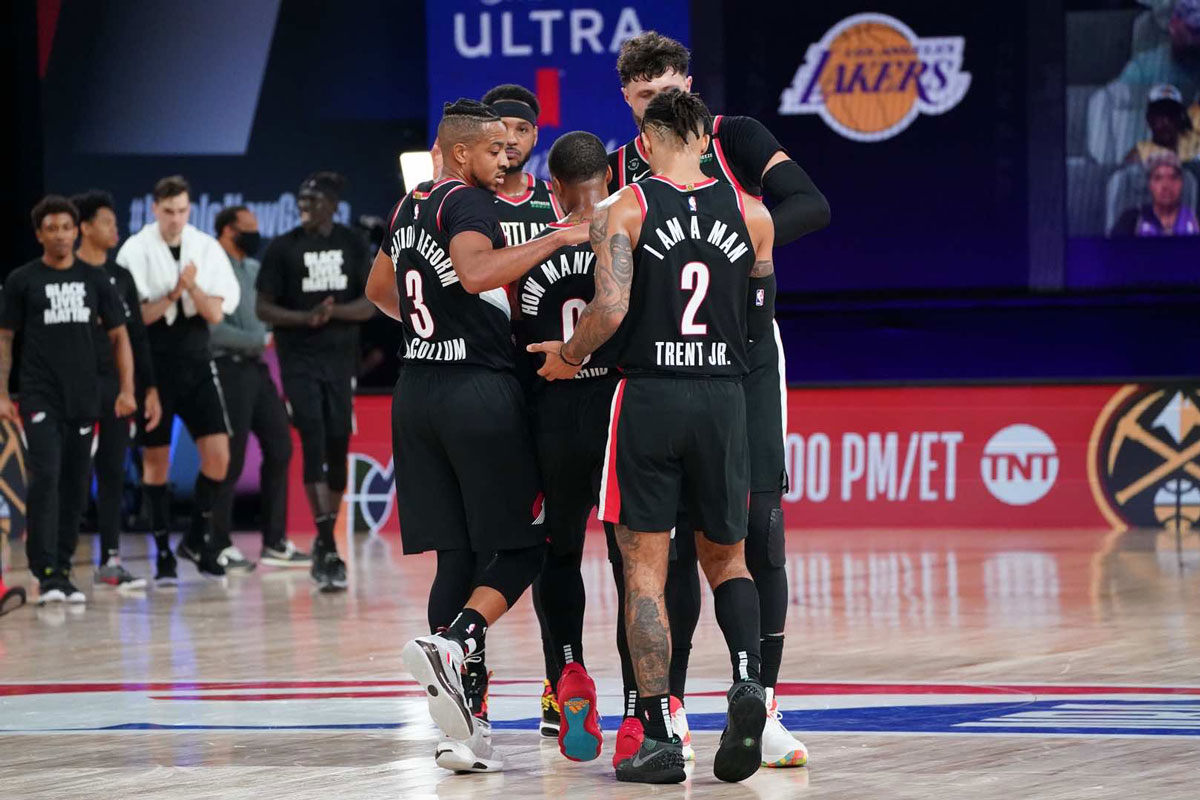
[155,548,179,587]
[261,539,312,568]
[615,735,687,784]
[714,680,767,783]
[463,655,491,722]
[177,539,226,579]
[310,542,347,592]
[57,573,86,605]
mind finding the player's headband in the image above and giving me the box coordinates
[489,100,538,125]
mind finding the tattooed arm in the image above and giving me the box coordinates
[0,329,16,422]
[527,189,643,380]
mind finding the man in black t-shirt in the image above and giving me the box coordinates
[366,99,588,773]
[72,190,162,590]
[0,196,136,605]
[600,32,830,768]
[256,172,374,592]
[118,175,241,585]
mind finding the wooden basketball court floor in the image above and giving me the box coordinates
[1,525,1198,799]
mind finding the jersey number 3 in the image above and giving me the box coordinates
[680,261,709,335]
[405,271,435,338]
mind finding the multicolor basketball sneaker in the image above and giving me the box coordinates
[556,662,602,761]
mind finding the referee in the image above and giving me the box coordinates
[255,172,374,591]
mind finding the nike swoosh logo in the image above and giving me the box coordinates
[79,426,92,436]
[631,170,650,183]
[629,745,672,768]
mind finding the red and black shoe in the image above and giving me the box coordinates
[556,662,603,761]
[0,580,27,617]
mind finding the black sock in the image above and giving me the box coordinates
[713,577,762,684]
[444,608,487,656]
[666,539,700,700]
[612,561,639,703]
[145,484,170,552]
[639,694,674,740]
[760,633,785,690]
[625,689,639,719]
[315,512,336,549]
[188,474,221,548]
[540,549,585,672]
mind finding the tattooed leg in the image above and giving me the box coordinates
[615,525,673,697]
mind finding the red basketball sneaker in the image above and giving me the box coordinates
[612,715,644,769]
[556,662,603,761]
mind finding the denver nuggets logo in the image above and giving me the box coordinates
[1089,385,1200,535]
[779,13,971,142]
[345,453,395,534]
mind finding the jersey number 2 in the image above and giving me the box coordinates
[680,262,709,335]
[405,271,435,338]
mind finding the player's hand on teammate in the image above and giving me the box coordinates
[143,387,163,431]
[115,391,137,418]
[308,297,335,327]
[0,396,18,424]
[526,340,582,381]
[560,221,590,246]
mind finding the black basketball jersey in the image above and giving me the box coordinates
[494,173,564,246]
[607,115,763,198]
[616,176,754,378]
[385,178,514,370]
[515,222,612,383]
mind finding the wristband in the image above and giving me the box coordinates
[559,345,585,367]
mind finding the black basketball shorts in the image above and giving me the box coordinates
[392,366,544,555]
[598,376,750,545]
[143,356,232,447]
[745,320,788,493]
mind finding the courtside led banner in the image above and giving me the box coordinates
[300,383,1200,536]
[424,0,689,173]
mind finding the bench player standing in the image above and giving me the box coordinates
[0,196,137,604]
[118,176,241,584]
[481,81,572,736]
[607,31,831,767]
[515,131,618,762]
[530,89,776,784]
[72,190,162,589]
[365,99,588,773]
[256,172,375,591]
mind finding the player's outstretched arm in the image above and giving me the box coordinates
[449,224,588,294]
[527,190,640,380]
[365,249,402,321]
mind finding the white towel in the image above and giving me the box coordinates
[116,222,240,324]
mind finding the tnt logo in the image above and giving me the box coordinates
[980,424,1059,506]
[779,13,971,142]
[345,453,395,534]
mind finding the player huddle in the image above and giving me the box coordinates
[366,33,829,784]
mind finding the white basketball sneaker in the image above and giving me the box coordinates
[761,688,808,767]
[402,634,474,741]
[669,696,696,761]
[435,718,505,773]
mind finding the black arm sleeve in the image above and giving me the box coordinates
[762,160,832,246]
[747,273,776,342]
[118,267,156,387]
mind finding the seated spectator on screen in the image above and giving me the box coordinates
[1119,0,1200,102]
[1125,84,1200,163]
[1112,151,1200,235]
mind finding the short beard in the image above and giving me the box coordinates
[504,153,530,175]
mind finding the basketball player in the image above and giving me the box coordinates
[72,190,162,589]
[530,89,774,784]
[118,176,240,585]
[366,99,587,773]
[256,172,374,591]
[606,31,830,767]
[481,81,571,736]
[514,131,618,762]
[1,196,136,605]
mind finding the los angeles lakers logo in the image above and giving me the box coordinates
[1089,385,1200,534]
[779,13,971,142]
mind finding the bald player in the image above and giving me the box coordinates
[366,99,586,773]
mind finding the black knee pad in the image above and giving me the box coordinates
[484,542,548,607]
[747,492,786,571]
[325,434,350,492]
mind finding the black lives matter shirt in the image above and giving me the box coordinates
[1,259,126,420]
[514,222,614,388]
[608,115,782,198]
[256,224,369,374]
[384,179,514,371]
[616,177,754,378]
